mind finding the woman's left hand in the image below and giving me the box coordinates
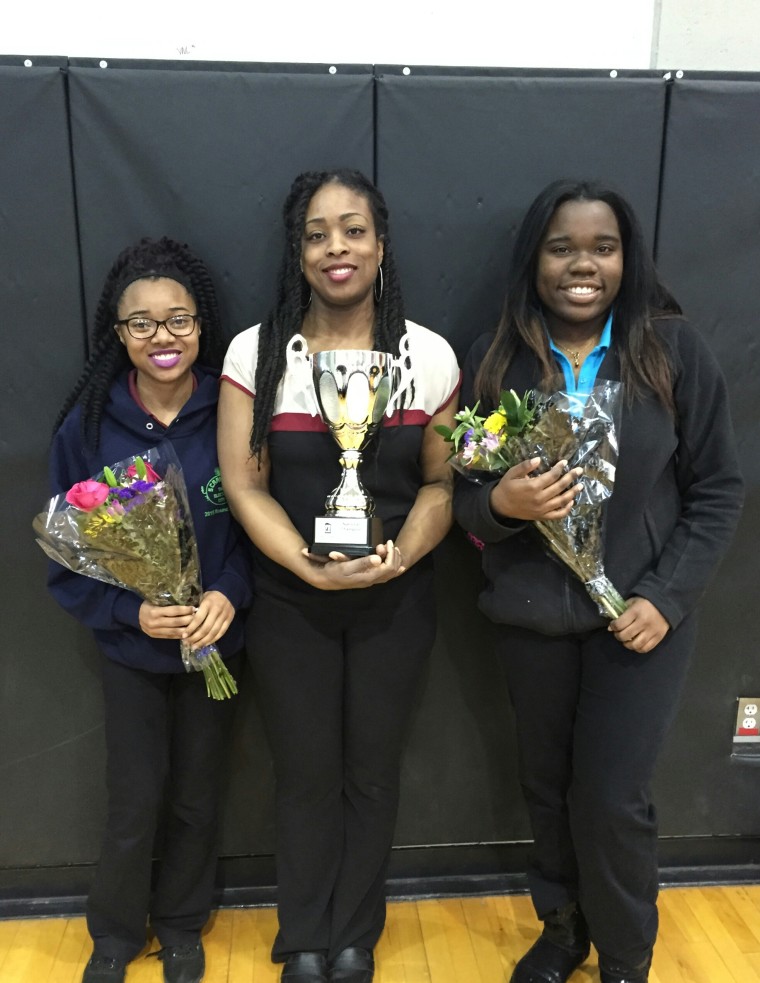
[181,590,235,649]
[373,540,406,575]
[360,540,405,583]
[608,597,670,653]
[302,539,405,588]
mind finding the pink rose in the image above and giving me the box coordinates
[65,480,111,511]
[126,461,161,483]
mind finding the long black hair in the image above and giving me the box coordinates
[250,168,407,458]
[474,179,680,411]
[54,237,225,449]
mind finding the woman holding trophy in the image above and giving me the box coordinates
[218,169,460,983]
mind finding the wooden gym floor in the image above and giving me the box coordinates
[3,886,760,981]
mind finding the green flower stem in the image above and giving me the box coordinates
[592,588,628,620]
[201,651,238,700]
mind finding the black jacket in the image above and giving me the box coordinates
[453,318,744,635]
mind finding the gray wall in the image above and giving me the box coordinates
[655,0,760,70]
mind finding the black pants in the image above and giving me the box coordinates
[494,617,695,971]
[88,654,241,962]
[248,570,436,962]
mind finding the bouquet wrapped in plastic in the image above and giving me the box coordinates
[33,443,238,699]
[437,382,627,619]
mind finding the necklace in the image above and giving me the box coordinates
[552,335,600,368]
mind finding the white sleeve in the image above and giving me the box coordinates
[406,321,461,415]
[221,325,260,397]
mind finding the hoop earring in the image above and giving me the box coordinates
[298,267,313,310]
[374,265,384,303]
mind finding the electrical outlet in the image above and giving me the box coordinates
[734,697,760,742]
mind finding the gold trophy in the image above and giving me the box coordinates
[286,335,412,557]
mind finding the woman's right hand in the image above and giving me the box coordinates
[139,601,195,639]
[489,458,582,521]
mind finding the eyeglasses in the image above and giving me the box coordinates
[116,314,200,339]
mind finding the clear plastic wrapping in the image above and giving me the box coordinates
[34,442,237,698]
[439,382,626,619]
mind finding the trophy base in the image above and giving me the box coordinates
[311,515,384,557]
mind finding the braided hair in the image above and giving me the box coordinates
[250,169,408,458]
[54,237,225,449]
[474,179,680,414]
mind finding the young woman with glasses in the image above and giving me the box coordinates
[48,237,251,983]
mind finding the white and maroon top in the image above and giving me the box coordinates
[222,320,460,600]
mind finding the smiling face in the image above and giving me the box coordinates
[300,181,384,310]
[114,277,200,386]
[535,198,624,339]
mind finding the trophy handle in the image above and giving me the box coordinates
[285,333,320,416]
[385,332,414,416]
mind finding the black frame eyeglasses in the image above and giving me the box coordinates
[116,314,200,339]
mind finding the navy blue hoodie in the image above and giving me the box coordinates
[48,366,251,672]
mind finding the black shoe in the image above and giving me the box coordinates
[81,955,127,983]
[155,942,205,983]
[598,954,651,983]
[510,937,589,983]
[282,951,329,982]
[599,974,649,983]
[329,946,374,983]
[510,902,589,983]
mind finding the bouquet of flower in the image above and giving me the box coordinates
[437,383,627,619]
[33,444,238,699]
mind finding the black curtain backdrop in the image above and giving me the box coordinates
[1,59,758,912]
[375,71,666,359]
[0,62,105,883]
[67,62,375,341]
[653,78,760,836]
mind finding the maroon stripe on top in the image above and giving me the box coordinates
[220,374,254,398]
[270,408,434,432]
[271,413,329,433]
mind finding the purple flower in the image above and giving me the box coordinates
[112,480,151,502]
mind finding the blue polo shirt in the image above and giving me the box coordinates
[549,311,613,391]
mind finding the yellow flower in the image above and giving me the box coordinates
[483,411,507,434]
[84,512,121,537]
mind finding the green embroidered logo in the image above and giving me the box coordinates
[201,468,229,516]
